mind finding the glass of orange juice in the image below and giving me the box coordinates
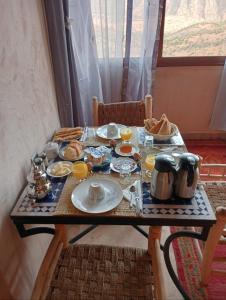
[72,161,88,181]
[120,127,133,143]
[144,154,155,178]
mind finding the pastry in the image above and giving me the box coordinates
[64,147,78,160]
[53,127,84,141]
[63,141,83,160]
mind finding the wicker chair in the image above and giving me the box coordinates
[199,164,226,285]
[92,95,152,126]
[31,226,166,300]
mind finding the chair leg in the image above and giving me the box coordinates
[145,95,153,120]
[92,96,99,126]
[55,224,68,248]
[148,226,166,300]
[200,206,226,285]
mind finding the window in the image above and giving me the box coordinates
[91,0,145,58]
[158,0,226,66]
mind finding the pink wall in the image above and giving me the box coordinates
[153,66,223,134]
[0,1,59,299]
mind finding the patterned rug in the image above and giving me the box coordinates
[171,226,226,300]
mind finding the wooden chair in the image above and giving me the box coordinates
[92,95,152,126]
[199,165,226,285]
[31,225,166,300]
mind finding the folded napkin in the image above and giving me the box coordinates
[123,180,143,215]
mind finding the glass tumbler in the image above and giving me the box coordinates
[119,163,132,185]
[144,135,153,148]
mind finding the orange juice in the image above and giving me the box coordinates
[120,128,133,142]
[144,155,155,171]
[72,162,88,180]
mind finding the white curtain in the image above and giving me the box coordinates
[126,0,161,100]
[69,0,103,125]
[69,0,162,124]
[210,60,226,131]
[91,0,126,102]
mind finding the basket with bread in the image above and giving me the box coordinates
[144,114,178,141]
[59,140,84,161]
[53,127,84,142]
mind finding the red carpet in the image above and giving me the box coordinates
[185,139,226,180]
[185,140,226,164]
[172,141,226,299]
[171,226,226,300]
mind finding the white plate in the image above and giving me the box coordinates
[110,157,137,173]
[144,123,178,141]
[115,143,139,157]
[71,178,123,214]
[59,145,84,161]
[47,161,73,178]
[96,124,126,140]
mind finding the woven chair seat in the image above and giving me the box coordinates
[203,182,226,212]
[46,244,154,300]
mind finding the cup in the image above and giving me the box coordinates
[72,162,88,181]
[88,183,105,202]
[120,127,133,143]
[144,135,153,147]
[119,163,132,185]
[144,154,155,178]
[107,123,118,138]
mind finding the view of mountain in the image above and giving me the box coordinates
[166,0,226,21]
[163,0,226,56]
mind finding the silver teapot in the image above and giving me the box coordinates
[27,157,51,200]
[150,154,177,200]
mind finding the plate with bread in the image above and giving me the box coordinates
[144,114,178,141]
[53,127,84,142]
[59,140,84,161]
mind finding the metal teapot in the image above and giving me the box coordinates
[175,153,199,199]
[27,157,51,200]
[150,154,177,200]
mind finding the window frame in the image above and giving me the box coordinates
[157,0,226,67]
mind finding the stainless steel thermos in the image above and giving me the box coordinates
[150,153,199,200]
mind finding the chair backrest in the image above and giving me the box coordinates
[92,95,152,126]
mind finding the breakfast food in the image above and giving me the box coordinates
[63,140,83,160]
[53,127,84,142]
[51,162,72,176]
[144,114,172,135]
[120,144,132,154]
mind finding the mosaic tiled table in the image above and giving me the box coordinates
[10,127,216,300]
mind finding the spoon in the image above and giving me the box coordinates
[129,185,136,208]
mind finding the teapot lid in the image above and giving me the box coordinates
[179,153,199,168]
[155,154,176,172]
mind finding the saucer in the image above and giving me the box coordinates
[71,178,123,213]
[115,143,139,157]
[110,157,137,173]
